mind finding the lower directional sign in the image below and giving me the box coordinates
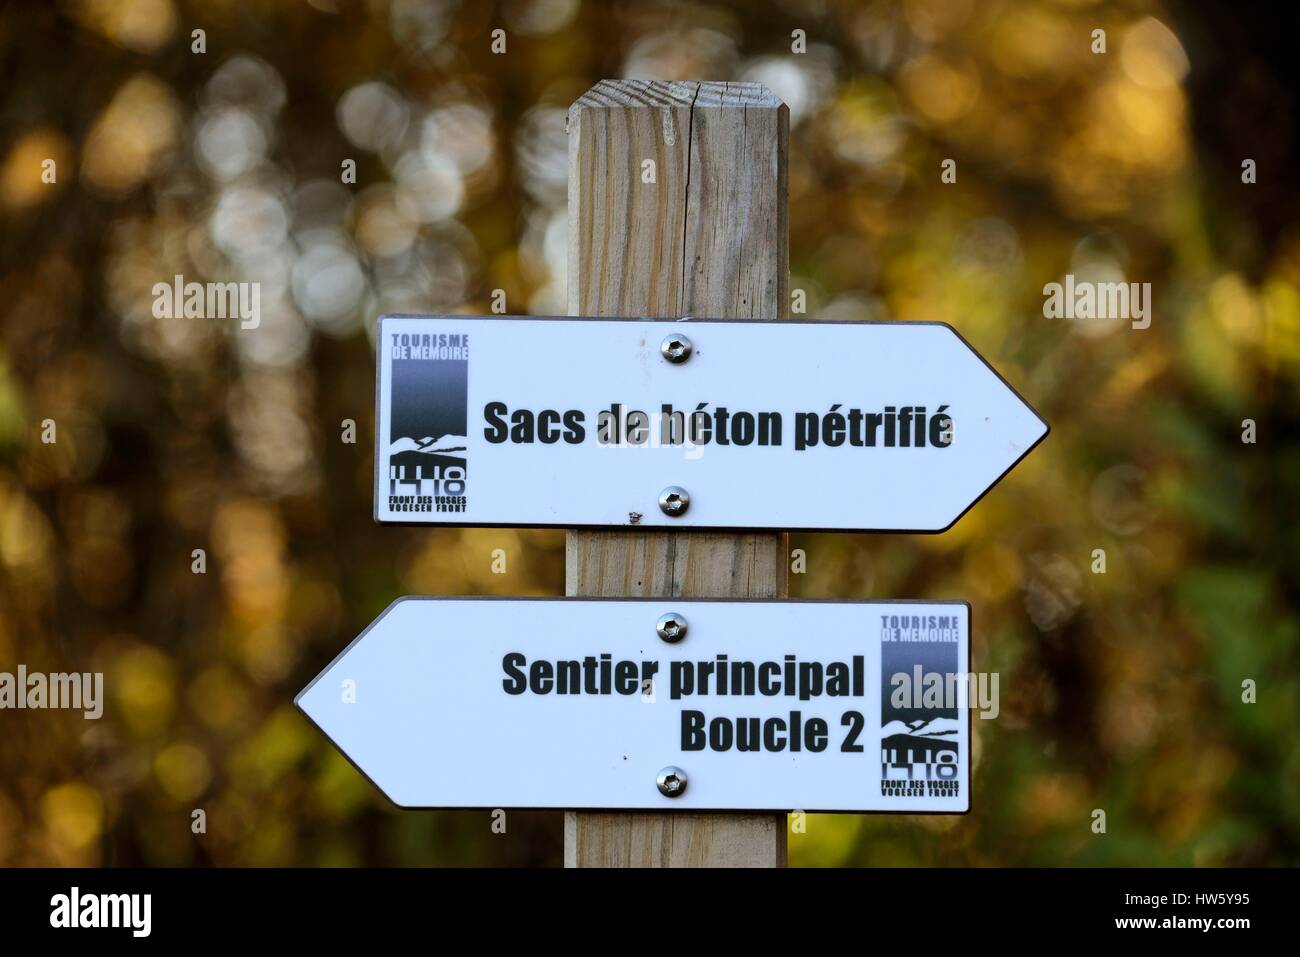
[296,598,971,813]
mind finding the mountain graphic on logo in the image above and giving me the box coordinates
[880,717,960,740]
[389,434,469,456]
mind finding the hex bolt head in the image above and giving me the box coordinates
[657,766,688,798]
[660,334,693,363]
[658,486,690,517]
[656,612,688,643]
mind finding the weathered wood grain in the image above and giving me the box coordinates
[565,80,790,868]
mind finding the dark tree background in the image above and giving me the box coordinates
[0,0,1296,866]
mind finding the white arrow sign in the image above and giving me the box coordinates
[296,598,972,813]
[375,315,1047,532]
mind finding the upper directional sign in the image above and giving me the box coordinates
[296,597,971,813]
[375,315,1048,532]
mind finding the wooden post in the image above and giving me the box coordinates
[564,80,790,868]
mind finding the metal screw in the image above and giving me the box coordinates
[660,334,693,363]
[657,766,688,798]
[658,486,690,517]
[656,612,688,643]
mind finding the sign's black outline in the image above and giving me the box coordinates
[295,596,974,816]
[371,314,1051,533]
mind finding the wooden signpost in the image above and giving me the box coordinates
[298,80,1049,869]
[566,80,791,867]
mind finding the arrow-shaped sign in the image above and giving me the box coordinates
[297,598,971,813]
[375,315,1048,532]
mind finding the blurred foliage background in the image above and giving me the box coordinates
[1,0,1297,867]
